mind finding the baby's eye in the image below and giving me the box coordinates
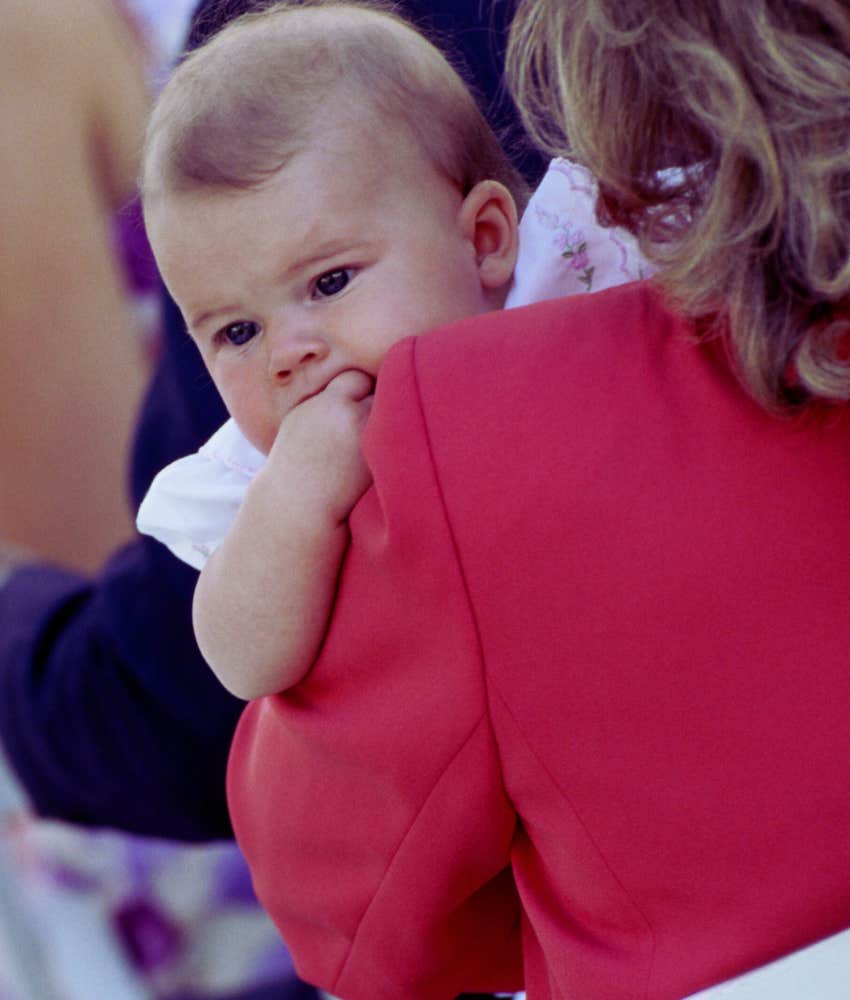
[313,268,354,299]
[218,320,259,347]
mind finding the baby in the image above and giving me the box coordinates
[138,0,649,699]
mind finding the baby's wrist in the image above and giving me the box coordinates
[247,463,348,541]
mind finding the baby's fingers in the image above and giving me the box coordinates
[323,368,374,402]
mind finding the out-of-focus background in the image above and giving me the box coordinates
[0,758,299,1000]
[0,2,302,997]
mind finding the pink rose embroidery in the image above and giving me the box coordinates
[561,239,595,290]
[534,206,597,291]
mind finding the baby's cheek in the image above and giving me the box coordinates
[220,382,278,456]
[369,320,428,367]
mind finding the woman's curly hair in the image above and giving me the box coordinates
[508,0,850,413]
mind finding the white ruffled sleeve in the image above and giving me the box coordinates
[136,419,265,570]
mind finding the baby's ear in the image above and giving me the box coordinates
[458,180,519,296]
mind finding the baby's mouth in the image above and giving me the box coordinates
[293,369,373,409]
[294,385,324,407]
[293,375,339,408]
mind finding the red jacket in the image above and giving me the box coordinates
[228,283,850,999]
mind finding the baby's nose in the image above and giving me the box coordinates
[267,330,329,381]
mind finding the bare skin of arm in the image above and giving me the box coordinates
[192,370,374,700]
[0,0,150,572]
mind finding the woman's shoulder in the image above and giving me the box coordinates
[412,280,687,380]
[381,281,736,458]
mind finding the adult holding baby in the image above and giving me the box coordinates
[228,1,850,998]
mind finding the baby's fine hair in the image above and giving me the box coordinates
[508,0,850,413]
[141,0,529,211]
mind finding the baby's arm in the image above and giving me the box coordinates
[192,371,374,699]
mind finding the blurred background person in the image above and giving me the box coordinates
[0,3,306,999]
[0,0,152,574]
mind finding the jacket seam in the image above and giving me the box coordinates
[488,678,658,999]
[333,712,490,990]
[334,336,515,990]
[406,336,513,805]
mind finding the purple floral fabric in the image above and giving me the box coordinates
[0,811,298,999]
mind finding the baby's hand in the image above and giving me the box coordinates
[266,369,374,525]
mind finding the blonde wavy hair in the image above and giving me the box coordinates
[508,0,850,413]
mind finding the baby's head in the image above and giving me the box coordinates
[142,0,527,453]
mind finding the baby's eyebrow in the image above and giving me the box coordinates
[189,303,241,331]
[281,237,366,280]
[186,236,370,331]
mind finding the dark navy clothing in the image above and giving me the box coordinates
[0,0,540,841]
[0,295,235,839]
[403,0,546,184]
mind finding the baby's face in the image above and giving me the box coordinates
[146,122,496,454]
